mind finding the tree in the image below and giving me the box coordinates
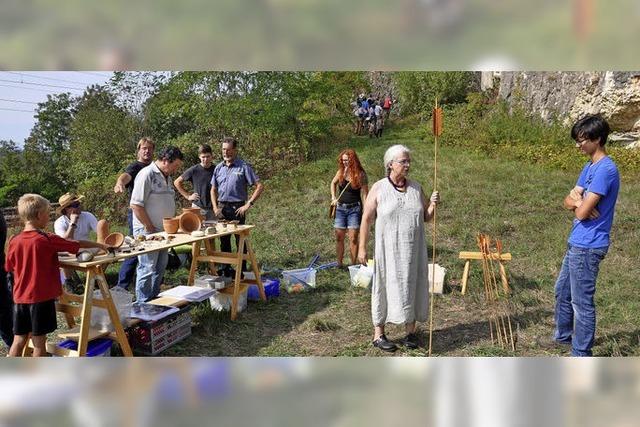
[22,92,77,200]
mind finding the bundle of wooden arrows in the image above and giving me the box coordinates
[476,233,516,351]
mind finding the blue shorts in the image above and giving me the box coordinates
[334,203,362,229]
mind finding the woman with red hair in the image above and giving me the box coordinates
[330,149,369,268]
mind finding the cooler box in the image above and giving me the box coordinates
[56,338,113,357]
[247,278,280,301]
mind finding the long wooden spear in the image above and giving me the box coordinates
[428,98,443,356]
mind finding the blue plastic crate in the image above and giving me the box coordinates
[247,278,280,301]
[57,338,113,357]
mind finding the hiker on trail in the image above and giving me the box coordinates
[358,144,440,353]
[174,144,215,221]
[210,137,264,276]
[382,95,393,122]
[547,114,620,357]
[330,149,369,269]
[0,210,13,348]
[130,146,184,302]
[355,105,367,135]
[113,136,155,290]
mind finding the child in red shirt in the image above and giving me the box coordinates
[4,194,109,357]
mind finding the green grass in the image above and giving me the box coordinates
[3,122,639,357]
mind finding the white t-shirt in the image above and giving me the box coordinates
[54,211,98,241]
[375,105,383,117]
[130,161,176,232]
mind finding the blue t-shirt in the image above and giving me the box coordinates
[568,156,619,248]
[211,158,259,203]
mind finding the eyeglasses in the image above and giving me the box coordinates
[394,159,411,165]
[68,202,80,209]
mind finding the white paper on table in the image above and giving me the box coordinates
[158,285,215,302]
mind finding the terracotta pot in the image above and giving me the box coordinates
[182,207,203,220]
[104,232,125,248]
[163,217,180,234]
[179,212,201,233]
[96,219,110,244]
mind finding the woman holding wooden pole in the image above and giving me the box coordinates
[358,144,440,352]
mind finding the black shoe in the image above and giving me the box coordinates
[536,336,571,352]
[372,334,397,353]
[401,333,419,349]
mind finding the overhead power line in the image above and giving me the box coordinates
[0,83,70,94]
[0,78,84,92]
[1,71,88,88]
[0,107,34,113]
[0,98,39,105]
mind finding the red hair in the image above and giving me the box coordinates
[337,149,365,189]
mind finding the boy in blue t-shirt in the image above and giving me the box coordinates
[551,114,620,357]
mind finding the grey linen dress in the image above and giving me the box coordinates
[371,177,429,326]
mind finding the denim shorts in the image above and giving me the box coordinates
[334,203,362,229]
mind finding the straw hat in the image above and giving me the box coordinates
[56,192,84,215]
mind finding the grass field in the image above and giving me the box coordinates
[3,123,639,357]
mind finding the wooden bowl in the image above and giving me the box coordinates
[104,232,125,248]
[163,217,180,234]
[179,212,201,233]
[96,219,110,244]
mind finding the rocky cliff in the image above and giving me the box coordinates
[485,71,640,147]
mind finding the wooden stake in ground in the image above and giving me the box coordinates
[428,99,443,356]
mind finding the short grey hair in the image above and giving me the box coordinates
[383,144,411,175]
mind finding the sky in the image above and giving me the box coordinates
[0,71,113,146]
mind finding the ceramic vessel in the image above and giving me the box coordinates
[104,232,125,248]
[163,217,180,234]
[179,212,201,233]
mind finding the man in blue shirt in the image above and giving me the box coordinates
[210,137,264,275]
[551,114,620,356]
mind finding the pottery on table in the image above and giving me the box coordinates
[163,217,180,234]
[96,219,110,244]
[104,232,125,248]
[182,207,204,220]
[179,212,202,233]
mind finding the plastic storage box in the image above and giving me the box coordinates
[128,306,192,356]
[247,278,280,301]
[209,285,249,312]
[282,268,317,293]
[56,338,113,357]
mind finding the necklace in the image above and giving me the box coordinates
[388,175,406,192]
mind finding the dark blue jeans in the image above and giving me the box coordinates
[554,244,608,356]
[116,208,138,290]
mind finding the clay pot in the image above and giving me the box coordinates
[104,232,125,248]
[182,207,203,220]
[163,217,180,234]
[96,219,110,244]
[179,212,201,233]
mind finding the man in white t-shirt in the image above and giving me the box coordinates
[130,146,184,302]
[54,192,100,291]
[54,193,98,241]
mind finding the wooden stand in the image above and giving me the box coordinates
[187,226,266,320]
[459,251,512,295]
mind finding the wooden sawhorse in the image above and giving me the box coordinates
[459,251,512,295]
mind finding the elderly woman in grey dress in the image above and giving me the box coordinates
[357,144,440,352]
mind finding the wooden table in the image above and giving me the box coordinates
[48,224,264,357]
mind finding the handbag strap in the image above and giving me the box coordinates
[335,181,351,203]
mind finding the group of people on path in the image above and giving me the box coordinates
[331,114,619,356]
[353,93,393,138]
[1,136,263,356]
[0,113,620,357]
